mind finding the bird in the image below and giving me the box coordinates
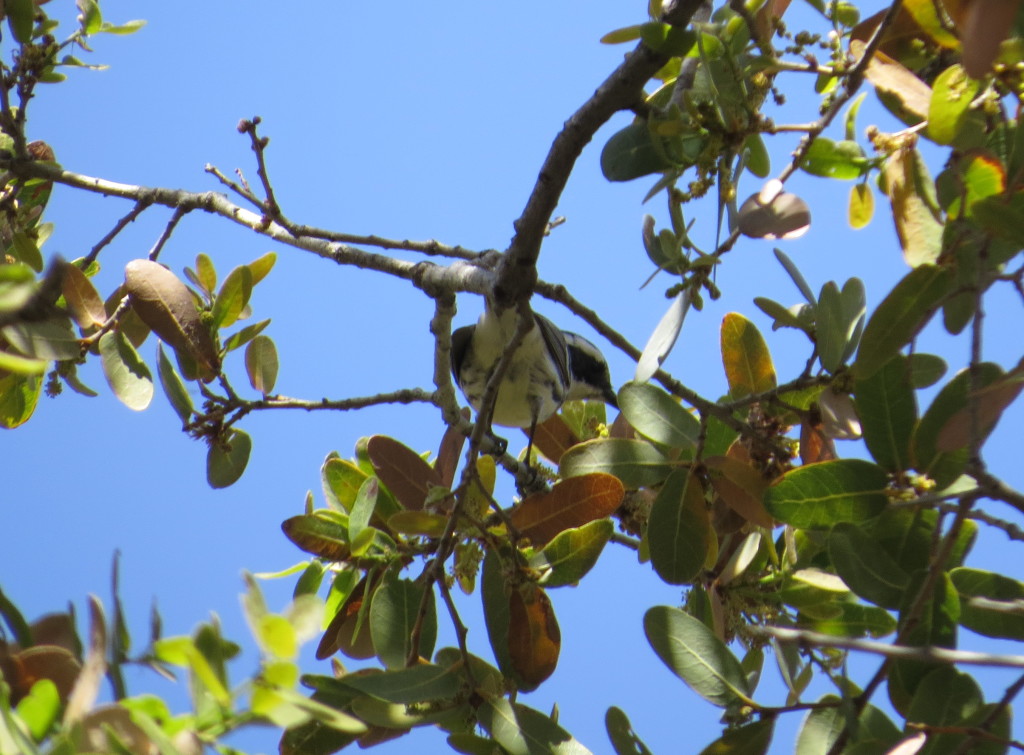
[450,303,617,454]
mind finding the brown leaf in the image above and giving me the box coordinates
[64,596,107,726]
[960,0,1022,78]
[800,419,838,465]
[317,575,379,660]
[366,435,443,511]
[61,263,106,329]
[76,706,158,755]
[123,260,220,374]
[527,414,581,463]
[281,514,351,562]
[936,371,1023,452]
[705,452,774,529]
[510,473,625,547]
[434,410,469,488]
[30,613,81,656]
[11,646,81,703]
[507,586,560,691]
[737,182,811,240]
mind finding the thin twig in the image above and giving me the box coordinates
[147,207,188,261]
[81,199,152,267]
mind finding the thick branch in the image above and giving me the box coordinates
[496,0,707,308]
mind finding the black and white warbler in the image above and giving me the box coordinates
[450,303,617,448]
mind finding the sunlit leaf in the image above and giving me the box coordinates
[635,291,689,383]
[61,262,106,328]
[928,65,980,146]
[764,459,889,529]
[245,334,278,395]
[881,147,943,267]
[211,265,253,329]
[3,318,80,361]
[795,696,843,755]
[99,331,153,411]
[510,473,623,548]
[801,138,868,179]
[532,519,613,588]
[0,372,42,428]
[281,513,351,562]
[721,312,776,398]
[560,438,672,489]
[477,697,591,755]
[848,183,874,228]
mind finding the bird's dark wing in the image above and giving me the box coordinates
[534,313,570,388]
[450,325,475,384]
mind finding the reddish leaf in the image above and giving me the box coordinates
[936,371,1023,453]
[721,313,777,398]
[366,435,443,511]
[435,412,468,488]
[882,147,942,267]
[508,586,561,691]
[528,414,581,463]
[30,614,81,656]
[960,0,1021,78]
[850,40,931,123]
[705,450,774,529]
[800,419,838,465]
[510,473,624,547]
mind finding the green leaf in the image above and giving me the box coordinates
[559,438,672,489]
[334,663,459,704]
[774,248,817,307]
[0,349,47,375]
[76,0,103,34]
[601,120,673,182]
[698,719,774,755]
[606,706,654,755]
[853,265,951,379]
[798,601,897,638]
[764,459,890,529]
[245,334,278,394]
[0,372,42,427]
[753,297,813,334]
[477,697,592,755]
[3,318,80,361]
[828,522,909,609]
[639,23,697,56]
[889,570,960,713]
[928,65,980,146]
[369,575,436,669]
[195,253,217,295]
[347,477,378,551]
[247,251,277,285]
[950,567,1024,640]
[912,363,1003,488]
[816,281,854,373]
[800,138,868,179]
[532,519,613,588]
[795,696,843,755]
[617,382,700,448]
[222,318,271,352]
[98,331,154,411]
[206,428,252,488]
[648,469,712,585]
[853,355,917,472]
[257,615,298,660]
[743,133,770,178]
[881,147,943,267]
[906,666,981,734]
[156,344,193,425]
[481,548,514,681]
[644,606,750,707]
[721,312,776,398]
[15,679,59,741]
[97,19,147,35]
[600,25,645,44]
[907,353,947,388]
[6,0,34,43]
[211,265,253,329]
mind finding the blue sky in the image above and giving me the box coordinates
[4,1,1024,753]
